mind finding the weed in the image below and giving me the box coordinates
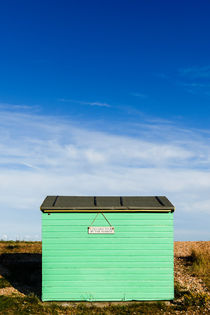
[173,281,210,312]
[0,277,11,288]
[174,282,190,299]
[174,282,183,299]
[0,296,170,315]
[183,291,209,308]
[107,302,167,315]
[25,293,40,304]
[0,295,66,315]
[0,296,16,313]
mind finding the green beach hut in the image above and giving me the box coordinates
[40,196,175,301]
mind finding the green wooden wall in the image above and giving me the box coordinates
[42,212,174,301]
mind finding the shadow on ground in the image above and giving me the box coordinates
[0,253,41,298]
[178,256,194,267]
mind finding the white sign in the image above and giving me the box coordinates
[88,226,114,234]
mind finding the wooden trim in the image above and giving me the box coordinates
[42,209,173,213]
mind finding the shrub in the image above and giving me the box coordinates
[183,291,209,307]
[0,277,11,288]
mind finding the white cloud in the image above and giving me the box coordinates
[58,98,111,107]
[0,109,210,240]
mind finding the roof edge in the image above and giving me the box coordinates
[41,208,174,213]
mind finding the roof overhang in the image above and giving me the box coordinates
[40,196,175,213]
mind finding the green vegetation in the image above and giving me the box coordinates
[174,282,187,299]
[103,301,167,315]
[0,295,169,315]
[174,281,209,312]
[0,293,209,315]
[182,291,209,308]
[0,277,11,288]
[0,294,67,315]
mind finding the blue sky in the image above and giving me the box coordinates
[0,0,210,240]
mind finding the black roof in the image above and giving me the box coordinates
[40,196,174,212]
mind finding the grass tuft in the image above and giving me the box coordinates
[190,247,210,289]
[183,291,209,308]
[25,293,40,304]
[0,277,11,288]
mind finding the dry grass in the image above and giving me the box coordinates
[190,247,210,290]
[0,241,41,255]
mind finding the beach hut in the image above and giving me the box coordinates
[40,196,175,301]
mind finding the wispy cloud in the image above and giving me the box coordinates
[178,82,210,96]
[131,92,148,98]
[176,65,210,96]
[179,65,210,79]
[0,103,40,111]
[59,98,111,107]
[154,66,210,97]
[0,108,210,240]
